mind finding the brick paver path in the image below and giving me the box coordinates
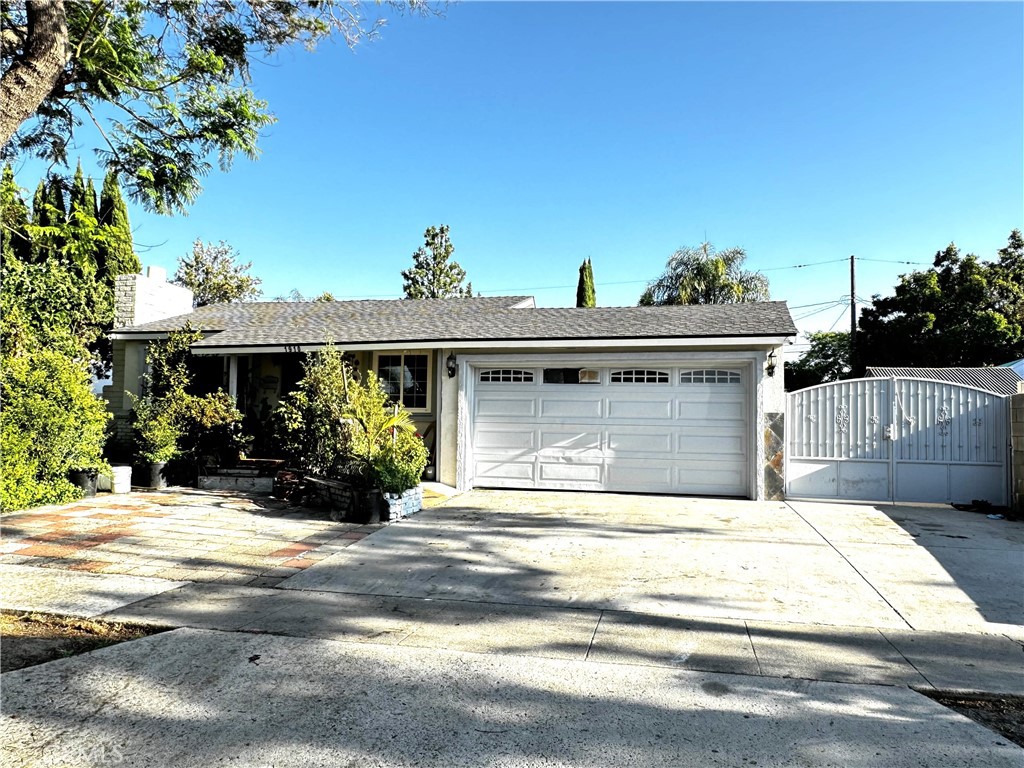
[0,489,376,587]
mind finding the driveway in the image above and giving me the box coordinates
[281,490,1024,634]
[3,488,1024,766]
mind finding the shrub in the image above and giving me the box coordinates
[130,326,248,475]
[175,391,249,466]
[372,429,429,495]
[272,344,354,476]
[1,347,110,511]
[272,344,423,493]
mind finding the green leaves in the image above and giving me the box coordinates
[857,231,1024,370]
[641,242,770,306]
[402,225,474,299]
[576,258,596,307]
[172,239,263,307]
[3,1,437,214]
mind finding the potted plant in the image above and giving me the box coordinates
[68,460,111,498]
[129,392,179,489]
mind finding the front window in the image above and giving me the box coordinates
[377,353,429,410]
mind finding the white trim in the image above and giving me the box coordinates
[187,336,792,356]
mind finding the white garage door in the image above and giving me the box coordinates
[470,365,749,496]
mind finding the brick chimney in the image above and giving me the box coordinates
[113,266,194,328]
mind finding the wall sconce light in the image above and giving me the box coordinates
[766,350,777,378]
[446,352,457,379]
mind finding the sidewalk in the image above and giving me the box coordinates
[3,562,1022,694]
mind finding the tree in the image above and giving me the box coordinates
[402,225,473,299]
[0,165,32,264]
[576,258,596,307]
[785,332,851,391]
[857,236,1023,371]
[173,239,262,307]
[1,1,435,215]
[95,169,141,283]
[640,242,769,305]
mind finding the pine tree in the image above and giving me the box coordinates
[1,166,32,265]
[70,161,87,215]
[576,258,596,307]
[96,170,141,282]
[401,225,473,299]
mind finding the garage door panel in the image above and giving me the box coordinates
[477,398,536,418]
[676,433,746,456]
[472,364,748,496]
[676,400,745,421]
[605,461,673,488]
[475,460,536,482]
[539,398,602,418]
[539,429,601,452]
[608,431,674,454]
[539,462,603,482]
[607,399,673,419]
[474,428,536,451]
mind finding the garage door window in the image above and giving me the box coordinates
[610,369,669,384]
[479,369,534,383]
[542,368,600,384]
[377,353,430,410]
[680,369,741,384]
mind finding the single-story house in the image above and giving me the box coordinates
[106,268,797,500]
[866,366,1024,396]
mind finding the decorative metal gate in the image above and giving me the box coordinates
[785,378,1008,505]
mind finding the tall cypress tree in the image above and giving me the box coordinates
[1,166,32,265]
[576,258,596,307]
[86,178,98,222]
[70,161,88,216]
[96,170,141,282]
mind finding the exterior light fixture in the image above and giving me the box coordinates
[766,350,777,378]
[446,352,457,379]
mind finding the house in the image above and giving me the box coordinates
[106,268,797,500]
[865,366,1024,396]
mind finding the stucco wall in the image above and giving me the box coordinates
[1012,393,1024,515]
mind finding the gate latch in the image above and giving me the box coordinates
[883,425,895,441]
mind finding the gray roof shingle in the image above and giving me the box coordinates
[115,296,797,349]
[866,366,1023,396]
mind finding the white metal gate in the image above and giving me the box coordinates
[786,377,1008,505]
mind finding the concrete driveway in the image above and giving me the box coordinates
[282,490,1024,634]
[3,489,1024,766]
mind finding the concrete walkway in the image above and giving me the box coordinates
[3,627,1020,768]
[3,562,1022,694]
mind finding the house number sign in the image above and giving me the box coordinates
[284,345,302,353]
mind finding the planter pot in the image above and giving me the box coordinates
[133,462,168,490]
[422,465,436,482]
[110,465,132,494]
[68,469,98,497]
[350,488,386,524]
[382,486,424,521]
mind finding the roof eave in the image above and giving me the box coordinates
[190,334,795,355]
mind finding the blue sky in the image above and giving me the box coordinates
[12,2,1024,356]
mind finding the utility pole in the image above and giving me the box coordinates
[849,254,857,374]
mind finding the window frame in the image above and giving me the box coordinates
[374,351,433,413]
[478,368,536,384]
[609,369,670,385]
[679,369,742,385]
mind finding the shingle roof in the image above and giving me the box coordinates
[866,367,1023,396]
[115,296,797,349]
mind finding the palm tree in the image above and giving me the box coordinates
[640,242,770,305]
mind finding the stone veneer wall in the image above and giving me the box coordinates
[1012,393,1024,515]
[764,412,784,501]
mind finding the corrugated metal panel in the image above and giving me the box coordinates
[866,367,1022,396]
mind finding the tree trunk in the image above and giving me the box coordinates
[0,0,68,148]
